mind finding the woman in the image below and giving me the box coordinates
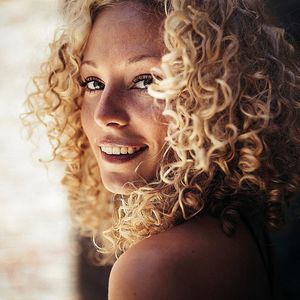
[23,0,300,299]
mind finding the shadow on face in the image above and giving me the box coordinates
[80,1,167,195]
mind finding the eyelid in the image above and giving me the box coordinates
[79,76,104,87]
[132,74,152,83]
[79,73,155,92]
[79,76,105,95]
[130,73,153,90]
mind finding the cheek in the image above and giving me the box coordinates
[152,103,168,126]
[148,102,168,136]
[142,106,168,147]
[80,102,94,139]
[134,95,166,120]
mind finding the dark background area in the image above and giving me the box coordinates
[267,1,300,298]
[77,1,300,299]
[268,0,300,47]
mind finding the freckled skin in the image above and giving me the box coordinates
[80,2,167,195]
[80,3,273,300]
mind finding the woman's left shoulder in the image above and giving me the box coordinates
[108,213,272,300]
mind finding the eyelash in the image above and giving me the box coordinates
[79,74,153,94]
[79,76,104,94]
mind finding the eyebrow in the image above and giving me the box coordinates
[81,54,160,68]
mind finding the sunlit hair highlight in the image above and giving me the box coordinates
[22,0,300,264]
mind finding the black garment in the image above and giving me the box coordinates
[241,212,283,300]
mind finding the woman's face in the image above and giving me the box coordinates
[80,1,167,194]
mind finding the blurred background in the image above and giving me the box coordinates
[0,0,299,300]
[0,0,77,299]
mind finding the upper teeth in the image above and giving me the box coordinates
[100,146,143,155]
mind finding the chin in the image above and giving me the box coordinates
[100,168,156,195]
[105,185,131,195]
[102,177,142,196]
[103,175,158,195]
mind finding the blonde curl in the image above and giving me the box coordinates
[22,0,300,264]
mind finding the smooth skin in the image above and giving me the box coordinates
[109,213,272,300]
[80,2,272,299]
[80,1,167,195]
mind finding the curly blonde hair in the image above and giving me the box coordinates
[23,0,300,264]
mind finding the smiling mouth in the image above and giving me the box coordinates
[99,146,148,163]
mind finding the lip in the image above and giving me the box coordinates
[99,146,148,164]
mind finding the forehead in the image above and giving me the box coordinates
[83,1,164,64]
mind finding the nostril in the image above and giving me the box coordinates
[93,108,129,128]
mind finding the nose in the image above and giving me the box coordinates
[93,86,130,128]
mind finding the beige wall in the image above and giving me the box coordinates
[0,1,77,299]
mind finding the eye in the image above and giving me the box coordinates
[80,76,105,93]
[132,74,153,90]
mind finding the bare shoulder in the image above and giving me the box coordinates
[108,213,272,300]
